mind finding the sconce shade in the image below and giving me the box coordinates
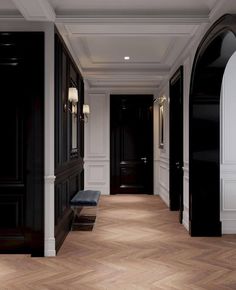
[68,87,78,103]
[83,104,90,114]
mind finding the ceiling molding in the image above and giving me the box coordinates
[55,14,209,24]
[209,0,228,21]
[87,79,160,90]
[12,0,56,21]
[83,68,169,78]
[64,22,200,37]
[0,10,22,18]
[85,72,163,89]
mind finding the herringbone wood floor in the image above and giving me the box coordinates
[1,195,236,290]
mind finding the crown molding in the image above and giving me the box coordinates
[83,67,169,78]
[64,21,201,37]
[209,0,228,21]
[56,13,209,24]
[12,0,55,22]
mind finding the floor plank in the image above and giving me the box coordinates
[1,195,236,289]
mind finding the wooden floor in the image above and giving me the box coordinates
[1,195,236,290]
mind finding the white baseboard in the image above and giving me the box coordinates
[222,220,236,234]
[85,186,110,195]
[182,209,189,232]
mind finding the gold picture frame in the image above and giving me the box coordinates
[159,103,164,149]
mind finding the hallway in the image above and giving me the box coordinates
[1,195,236,289]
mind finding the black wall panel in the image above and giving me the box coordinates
[54,29,84,252]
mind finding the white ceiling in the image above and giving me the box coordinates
[0,0,19,12]
[49,0,217,15]
[0,0,225,89]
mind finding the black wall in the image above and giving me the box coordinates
[54,30,84,252]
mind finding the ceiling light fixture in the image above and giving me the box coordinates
[124,56,130,60]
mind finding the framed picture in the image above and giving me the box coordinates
[159,103,164,149]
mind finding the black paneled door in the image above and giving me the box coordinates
[0,33,44,255]
[169,66,184,222]
[111,95,153,194]
[0,61,26,250]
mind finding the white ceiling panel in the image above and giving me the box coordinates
[49,0,217,15]
[77,36,173,63]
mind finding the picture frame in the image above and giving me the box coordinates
[159,103,164,149]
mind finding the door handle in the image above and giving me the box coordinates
[175,162,181,169]
[141,157,147,164]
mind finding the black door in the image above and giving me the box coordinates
[111,95,153,194]
[169,66,184,222]
[0,33,44,255]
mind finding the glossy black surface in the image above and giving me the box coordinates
[189,14,236,236]
[0,32,44,255]
[169,66,184,222]
[110,95,153,194]
[54,30,84,252]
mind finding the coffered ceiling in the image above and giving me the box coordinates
[0,0,227,89]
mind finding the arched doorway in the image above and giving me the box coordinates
[189,14,236,236]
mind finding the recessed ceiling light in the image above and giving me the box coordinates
[124,56,130,60]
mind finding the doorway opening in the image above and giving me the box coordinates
[189,14,236,236]
[110,95,153,195]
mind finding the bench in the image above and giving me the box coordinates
[70,190,101,230]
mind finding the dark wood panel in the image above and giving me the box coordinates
[169,66,184,223]
[0,194,24,230]
[54,29,84,253]
[55,173,80,251]
[0,108,23,183]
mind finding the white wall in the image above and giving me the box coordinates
[221,51,236,234]
[0,20,56,256]
[84,91,110,195]
[84,92,110,195]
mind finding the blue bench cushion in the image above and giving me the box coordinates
[70,190,101,206]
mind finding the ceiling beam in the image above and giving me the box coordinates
[56,15,209,25]
[64,22,200,37]
[12,0,55,22]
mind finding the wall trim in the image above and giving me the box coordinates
[182,208,189,231]
[44,238,56,257]
[222,219,236,234]
[44,23,56,257]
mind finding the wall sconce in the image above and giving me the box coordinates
[80,104,90,123]
[64,87,79,115]
[154,95,167,105]
[68,87,78,103]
